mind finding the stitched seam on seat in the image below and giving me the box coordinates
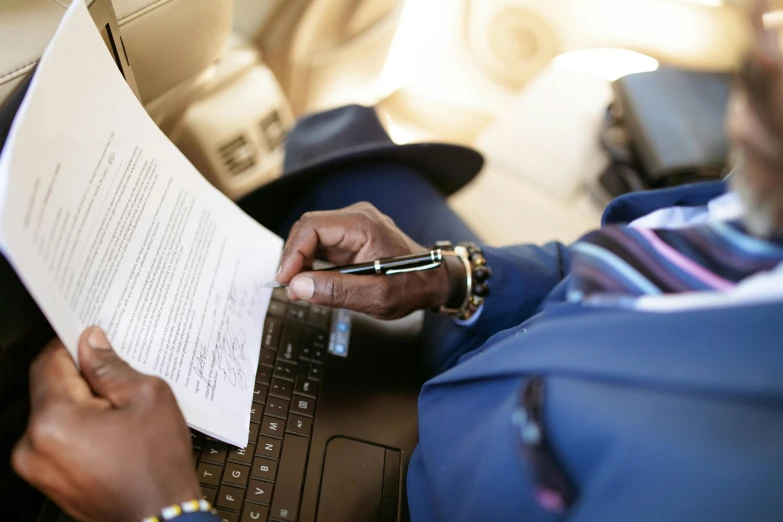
[118,0,176,24]
[1,0,177,85]
[0,60,38,86]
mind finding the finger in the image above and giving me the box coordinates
[278,209,376,284]
[29,339,93,412]
[287,271,397,317]
[11,434,40,482]
[12,433,70,506]
[77,326,143,407]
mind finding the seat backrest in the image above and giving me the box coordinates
[0,0,233,108]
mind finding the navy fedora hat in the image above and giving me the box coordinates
[243,104,483,230]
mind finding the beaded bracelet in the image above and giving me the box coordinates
[433,241,491,321]
[142,499,217,522]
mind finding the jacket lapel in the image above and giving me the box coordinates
[602,181,727,225]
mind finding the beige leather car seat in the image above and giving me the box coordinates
[0,0,233,110]
[1,0,296,201]
[256,0,401,114]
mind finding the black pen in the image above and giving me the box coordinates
[264,250,444,288]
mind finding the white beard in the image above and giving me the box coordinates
[730,149,783,238]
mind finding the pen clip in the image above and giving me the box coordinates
[384,249,444,275]
[385,260,443,275]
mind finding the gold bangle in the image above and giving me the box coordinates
[435,242,491,321]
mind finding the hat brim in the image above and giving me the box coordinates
[240,142,483,231]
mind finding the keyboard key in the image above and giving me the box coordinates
[190,430,204,448]
[249,422,259,444]
[249,404,262,423]
[294,377,318,399]
[269,378,293,400]
[270,434,309,521]
[291,397,315,417]
[258,348,276,367]
[286,414,312,437]
[197,462,222,487]
[287,302,308,321]
[272,287,288,302]
[217,484,245,510]
[252,383,268,405]
[242,504,269,522]
[273,361,297,381]
[228,447,253,466]
[278,324,303,361]
[201,486,217,504]
[265,397,290,420]
[256,436,282,460]
[297,360,309,377]
[307,306,331,329]
[223,462,251,488]
[256,366,272,385]
[267,300,287,317]
[251,456,278,481]
[263,317,282,350]
[261,415,286,439]
[308,363,322,381]
[278,343,300,363]
[312,345,326,361]
[246,478,273,505]
[216,509,239,522]
[200,440,228,464]
[309,329,328,348]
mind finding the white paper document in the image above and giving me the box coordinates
[0,0,283,447]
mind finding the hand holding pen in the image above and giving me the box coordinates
[272,203,452,320]
[266,250,444,287]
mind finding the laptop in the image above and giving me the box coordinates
[0,3,422,520]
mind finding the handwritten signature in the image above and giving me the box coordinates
[192,342,215,396]
[191,282,265,395]
[215,323,248,391]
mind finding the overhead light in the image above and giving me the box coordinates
[552,48,660,82]
[679,0,724,6]
[764,10,783,29]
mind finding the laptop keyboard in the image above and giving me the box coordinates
[191,288,332,522]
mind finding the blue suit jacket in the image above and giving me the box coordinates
[407,181,783,522]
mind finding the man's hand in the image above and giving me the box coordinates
[12,327,200,522]
[277,202,449,319]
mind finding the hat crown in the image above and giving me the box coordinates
[284,105,392,172]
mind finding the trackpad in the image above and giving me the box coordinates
[317,437,400,522]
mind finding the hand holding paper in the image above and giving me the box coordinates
[0,0,282,446]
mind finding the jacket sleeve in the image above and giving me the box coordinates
[465,242,571,339]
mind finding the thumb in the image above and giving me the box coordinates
[288,272,394,317]
[78,326,142,407]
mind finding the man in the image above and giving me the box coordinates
[11,2,783,521]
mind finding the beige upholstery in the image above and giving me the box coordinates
[257,0,401,114]
[0,0,64,105]
[0,0,233,107]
